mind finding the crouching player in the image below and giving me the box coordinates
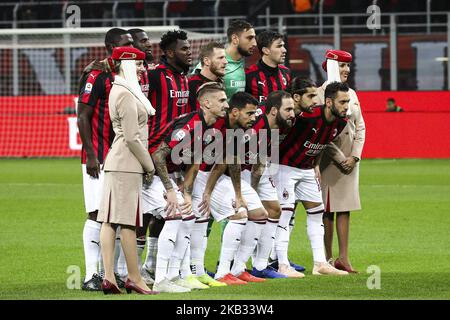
[142,82,229,292]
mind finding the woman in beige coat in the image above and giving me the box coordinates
[317,50,366,273]
[97,47,157,294]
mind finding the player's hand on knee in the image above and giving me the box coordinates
[165,189,179,218]
[180,194,192,215]
[198,193,211,217]
[234,195,248,213]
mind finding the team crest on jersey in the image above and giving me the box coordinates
[282,188,289,200]
[332,128,338,138]
[242,134,251,143]
[204,134,213,144]
[255,108,263,116]
[174,130,186,141]
[231,199,236,209]
[281,76,287,86]
[84,83,93,93]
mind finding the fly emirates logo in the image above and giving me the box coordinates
[304,140,327,156]
[170,90,189,107]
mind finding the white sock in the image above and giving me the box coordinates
[143,236,158,271]
[231,219,265,276]
[253,218,279,271]
[215,218,247,279]
[155,219,182,283]
[167,217,195,280]
[137,237,146,271]
[82,219,101,282]
[180,245,193,278]
[306,205,326,263]
[275,206,294,266]
[190,218,209,276]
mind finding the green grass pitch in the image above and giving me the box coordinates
[0,158,449,300]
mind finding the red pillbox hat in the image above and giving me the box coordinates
[322,49,352,71]
[111,47,145,60]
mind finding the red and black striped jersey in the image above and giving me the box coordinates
[78,69,115,164]
[245,60,291,104]
[150,110,212,173]
[147,58,190,150]
[241,113,272,171]
[187,71,222,113]
[279,105,347,169]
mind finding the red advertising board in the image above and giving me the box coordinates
[0,92,449,158]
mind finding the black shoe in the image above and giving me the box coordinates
[115,273,125,288]
[81,273,102,291]
[268,259,279,270]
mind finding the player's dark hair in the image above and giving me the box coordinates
[264,90,292,114]
[325,81,349,101]
[197,82,225,99]
[256,30,284,54]
[289,77,316,96]
[229,92,258,110]
[105,28,128,54]
[227,20,253,43]
[127,28,145,39]
[199,41,225,67]
[159,29,188,52]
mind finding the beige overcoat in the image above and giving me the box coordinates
[317,82,366,212]
[98,81,154,226]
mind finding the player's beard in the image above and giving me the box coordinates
[210,63,225,78]
[276,112,293,129]
[237,45,253,57]
[331,103,345,118]
[174,55,191,73]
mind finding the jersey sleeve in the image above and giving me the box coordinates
[164,116,193,150]
[78,71,105,108]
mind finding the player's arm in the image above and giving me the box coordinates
[152,142,179,217]
[313,152,323,184]
[77,102,99,178]
[228,159,247,211]
[250,160,265,191]
[182,163,199,215]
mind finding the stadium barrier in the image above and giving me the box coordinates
[1,92,449,158]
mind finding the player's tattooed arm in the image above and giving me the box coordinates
[152,142,173,191]
[250,161,265,190]
[228,157,247,210]
[152,142,182,217]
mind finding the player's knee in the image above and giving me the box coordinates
[229,207,248,220]
[263,201,281,219]
[248,207,268,220]
[323,212,335,221]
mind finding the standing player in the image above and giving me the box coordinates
[77,28,133,290]
[187,41,227,112]
[146,82,229,292]
[223,20,256,99]
[274,80,350,276]
[317,49,366,273]
[140,30,192,283]
[245,30,291,104]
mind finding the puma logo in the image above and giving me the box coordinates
[258,81,266,87]
[312,128,318,133]
[168,239,176,244]
[277,225,288,231]
[91,240,100,246]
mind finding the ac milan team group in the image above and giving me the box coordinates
[77,19,362,295]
